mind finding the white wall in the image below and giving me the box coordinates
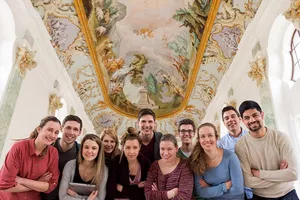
[0,0,95,165]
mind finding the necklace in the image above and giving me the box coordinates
[208,149,220,163]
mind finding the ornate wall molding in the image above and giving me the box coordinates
[248,56,266,87]
[48,93,63,115]
[15,45,37,77]
[284,0,300,29]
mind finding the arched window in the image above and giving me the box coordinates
[290,29,300,81]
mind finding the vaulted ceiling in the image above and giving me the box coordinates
[30,0,262,133]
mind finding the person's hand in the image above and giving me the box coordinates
[87,190,98,200]
[280,160,288,169]
[199,179,209,188]
[167,187,178,199]
[37,172,52,182]
[117,184,123,192]
[151,183,158,191]
[138,181,145,188]
[67,189,78,197]
[225,180,232,190]
[15,176,24,184]
[251,169,260,177]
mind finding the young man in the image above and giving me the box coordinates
[235,100,298,200]
[218,106,253,200]
[177,118,195,159]
[41,115,82,200]
[138,108,162,163]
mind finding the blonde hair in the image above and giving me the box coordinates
[189,122,218,175]
[99,128,121,157]
[29,116,61,139]
[78,134,105,188]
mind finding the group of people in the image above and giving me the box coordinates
[0,100,298,200]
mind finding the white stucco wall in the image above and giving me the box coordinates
[0,0,95,165]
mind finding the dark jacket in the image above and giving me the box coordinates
[153,131,163,161]
[106,154,151,200]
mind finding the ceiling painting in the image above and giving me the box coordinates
[74,0,220,118]
[30,0,262,135]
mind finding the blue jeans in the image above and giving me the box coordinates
[253,189,299,200]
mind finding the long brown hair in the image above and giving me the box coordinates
[189,122,218,175]
[100,128,121,157]
[29,116,61,139]
[77,134,105,188]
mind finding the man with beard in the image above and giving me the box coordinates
[218,106,252,200]
[177,118,195,159]
[235,100,299,200]
[138,108,162,163]
[41,115,82,200]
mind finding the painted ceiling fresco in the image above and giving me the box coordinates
[75,0,219,118]
[30,0,262,134]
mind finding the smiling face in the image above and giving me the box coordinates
[123,139,140,161]
[198,126,217,151]
[61,120,81,145]
[138,114,155,141]
[37,121,61,145]
[242,108,264,132]
[82,139,99,161]
[160,141,178,162]
[102,134,116,154]
[223,110,241,133]
[178,124,195,145]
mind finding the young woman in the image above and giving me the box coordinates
[0,116,61,200]
[59,134,108,200]
[100,129,121,167]
[106,133,151,200]
[189,123,244,200]
[145,134,193,200]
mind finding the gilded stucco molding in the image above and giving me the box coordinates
[284,0,300,29]
[15,45,37,77]
[48,93,63,115]
[248,56,266,87]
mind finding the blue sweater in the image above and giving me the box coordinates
[194,149,244,200]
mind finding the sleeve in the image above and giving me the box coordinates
[44,148,60,193]
[227,153,244,196]
[59,160,86,200]
[235,142,277,189]
[194,174,227,198]
[173,162,193,200]
[144,162,168,200]
[95,166,108,200]
[260,134,298,182]
[106,158,119,199]
[0,143,21,190]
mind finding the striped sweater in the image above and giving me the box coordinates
[144,159,194,200]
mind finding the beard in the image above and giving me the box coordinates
[248,121,262,132]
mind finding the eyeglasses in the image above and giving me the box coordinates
[179,129,194,134]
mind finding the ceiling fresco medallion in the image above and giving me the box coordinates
[74,0,220,119]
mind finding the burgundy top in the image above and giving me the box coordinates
[0,139,60,200]
[140,136,155,162]
[144,159,193,200]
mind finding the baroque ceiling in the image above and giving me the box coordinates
[30,0,263,134]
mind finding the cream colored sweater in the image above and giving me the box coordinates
[235,128,298,198]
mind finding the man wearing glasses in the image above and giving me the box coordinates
[177,118,196,159]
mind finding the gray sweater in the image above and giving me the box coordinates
[59,159,108,200]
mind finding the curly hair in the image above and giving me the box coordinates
[189,122,218,175]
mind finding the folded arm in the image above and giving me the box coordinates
[235,144,277,188]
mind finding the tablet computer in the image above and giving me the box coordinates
[68,182,96,196]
